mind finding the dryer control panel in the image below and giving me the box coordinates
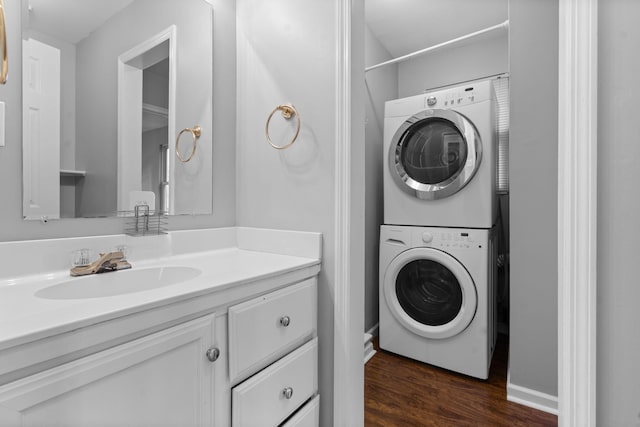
[421,79,493,109]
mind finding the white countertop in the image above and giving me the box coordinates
[0,228,322,352]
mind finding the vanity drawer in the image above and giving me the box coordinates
[232,338,318,427]
[281,394,320,427]
[228,278,317,382]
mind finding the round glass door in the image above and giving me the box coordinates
[389,109,482,200]
[395,259,463,327]
[384,247,477,339]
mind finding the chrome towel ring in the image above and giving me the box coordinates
[265,103,301,150]
[176,125,202,163]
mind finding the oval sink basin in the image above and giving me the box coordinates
[35,266,202,300]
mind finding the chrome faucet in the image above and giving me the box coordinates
[70,250,132,277]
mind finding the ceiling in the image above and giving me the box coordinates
[26,0,508,60]
[365,0,508,58]
[26,0,135,44]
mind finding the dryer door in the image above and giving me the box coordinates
[389,109,482,200]
[383,247,478,339]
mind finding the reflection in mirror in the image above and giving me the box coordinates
[21,0,213,220]
[0,0,7,84]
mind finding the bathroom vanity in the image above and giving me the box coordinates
[0,228,321,426]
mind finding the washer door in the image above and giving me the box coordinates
[383,247,477,339]
[389,109,482,200]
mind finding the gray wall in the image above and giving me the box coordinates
[363,25,397,334]
[235,0,357,423]
[508,0,558,397]
[0,0,236,242]
[597,1,640,424]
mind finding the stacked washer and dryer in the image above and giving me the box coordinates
[379,79,499,379]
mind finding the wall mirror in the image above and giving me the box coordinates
[21,0,213,220]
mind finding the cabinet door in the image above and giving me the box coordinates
[0,314,217,427]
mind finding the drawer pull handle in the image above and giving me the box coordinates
[205,347,220,362]
[280,316,291,327]
[282,387,294,399]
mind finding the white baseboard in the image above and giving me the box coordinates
[364,332,376,364]
[364,323,379,365]
[366,323,379,338]
[506,378,559,415]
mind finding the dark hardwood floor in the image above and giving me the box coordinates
[365,335,558,427]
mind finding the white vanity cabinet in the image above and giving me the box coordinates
[0,275,319,427]
[0,314,218,427]
[229,278,319,427]
[0,228,322,427]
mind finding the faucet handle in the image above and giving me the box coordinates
[115,245,129,259]
[71,248,94,267]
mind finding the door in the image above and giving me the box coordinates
[22,39,61,220]
[0,314,217,427]
[388,109,482,200]
[383,247,477,339]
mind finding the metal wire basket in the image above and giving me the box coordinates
[119,204,168,236]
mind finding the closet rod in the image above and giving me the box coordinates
[365,20,509,72]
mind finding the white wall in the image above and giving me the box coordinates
[508,0,558,400]
[0,0,235,241]
[597,1,640,424]
[234,0,342,423]
[363,25,397,333]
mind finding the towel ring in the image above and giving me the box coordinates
[176,125,201,163]
[265,103,301,150]
[0,0,7,84]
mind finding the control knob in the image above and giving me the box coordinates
[421,232,433,243]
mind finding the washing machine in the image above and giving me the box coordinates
[379,224,497,379]
[383,79,497,228]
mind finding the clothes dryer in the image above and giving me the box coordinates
[379,224,497,379]
[383,79,497,228]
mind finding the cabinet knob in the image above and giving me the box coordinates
[282,387,294,399]
[205,347,220,362]
[279,315,291,327]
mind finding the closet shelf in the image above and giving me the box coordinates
[143,103,169,132]
[365,20,509,72]
[60,169,87,178]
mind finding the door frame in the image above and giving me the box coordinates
[333,1,598,426]
[116,26,176,214]
[557,0,598,425]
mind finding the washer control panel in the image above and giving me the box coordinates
[420,230,479,249]
[421,232,433,243]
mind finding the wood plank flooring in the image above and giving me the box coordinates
[365,335,558,427]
